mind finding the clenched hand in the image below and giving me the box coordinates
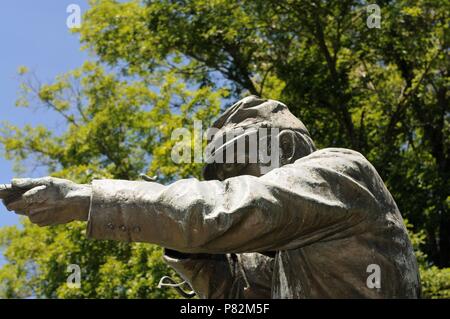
[1,177,92,226]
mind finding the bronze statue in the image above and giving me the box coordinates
[0,96,421,298]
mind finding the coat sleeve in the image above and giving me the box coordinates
[86,148,381,253]
[162,250,273,299]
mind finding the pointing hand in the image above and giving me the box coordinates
[1,177,91,226]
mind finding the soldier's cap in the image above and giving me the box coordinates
[203,95,315,180]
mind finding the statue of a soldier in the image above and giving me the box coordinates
[0,96,421,298]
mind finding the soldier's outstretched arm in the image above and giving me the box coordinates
[86,149,376,253]
[1,149,378,253]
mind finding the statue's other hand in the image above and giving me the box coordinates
[2,177,92,226]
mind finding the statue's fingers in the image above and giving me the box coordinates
[22,185,50,205]
[5,186,49,212]
[29,208,63,226]
[29,210,52,226]
[5,198,30,212]
[11,177,53,190]
[30,206,71,226]
[1,192,24,208]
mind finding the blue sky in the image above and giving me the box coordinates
[0,1,90,264]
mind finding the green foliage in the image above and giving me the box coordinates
[407,221,450,298]
[0,0,448,298]
[420,267,450,299]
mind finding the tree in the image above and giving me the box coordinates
[0,0,448,297]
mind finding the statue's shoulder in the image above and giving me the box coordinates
[293,147,378,177]
[302,147,369,163]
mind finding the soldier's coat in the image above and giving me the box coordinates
[86,148,421,298]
